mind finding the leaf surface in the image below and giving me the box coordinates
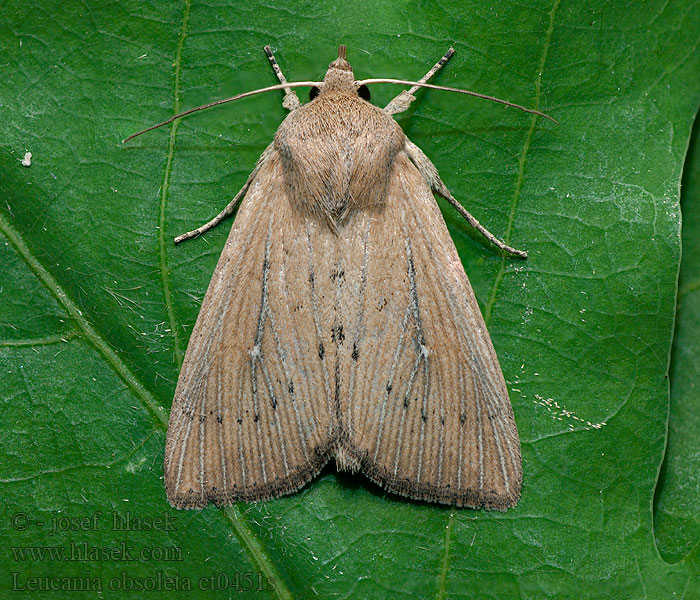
[1,1,699,597]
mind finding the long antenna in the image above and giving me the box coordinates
[359,78,558,123]
[123,73,558,143]
[122,81,322,143]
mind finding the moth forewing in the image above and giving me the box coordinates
[157,45,528,510]
[164,155,335,508]
[335,152,521,509]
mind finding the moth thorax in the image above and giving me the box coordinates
[274,94,406,228]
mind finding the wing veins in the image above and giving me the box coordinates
[346,225,371,439]
[215,364,229,495]
[391,351,424,477]
[372,301,414,463]
[305,223,333,423]
[405,176,517,494]
[405,239,431,485]
[264,290,311,461]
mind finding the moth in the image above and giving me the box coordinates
[126,45,555,510]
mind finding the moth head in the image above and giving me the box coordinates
[314,44,367,99]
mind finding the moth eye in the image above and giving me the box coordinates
[309,86,320,100]
[358,85,370,101]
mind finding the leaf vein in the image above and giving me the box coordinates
[158,0,191,368]
[0,212,166,428]
[483,0,561,326]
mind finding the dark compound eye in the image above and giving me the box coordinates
[358,84,370,101]
[309,86,320,100]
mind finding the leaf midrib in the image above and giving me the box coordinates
[134,0,294,595]
[0,166,293,600]
[157,0,190,369]
[0,8,292,596]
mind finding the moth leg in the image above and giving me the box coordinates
[405,139,528,258]
[264,45,302,111]
[384,47,455,115]
[174,144,274,244]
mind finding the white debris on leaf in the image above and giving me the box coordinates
[21,151,32,167]
[533,394,607,431]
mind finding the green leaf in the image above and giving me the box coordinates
[1,1,699,598]
[654,115,700,564]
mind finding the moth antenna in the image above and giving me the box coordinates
[122,81,323,143]
[358,78,558,124]
[338,44,347,60]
